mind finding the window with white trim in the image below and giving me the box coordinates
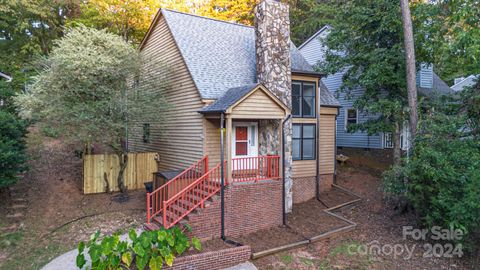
[345,108,358,131]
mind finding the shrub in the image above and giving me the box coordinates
[0,111,27,188]
[384,96,480,249]
[76,227,201,270]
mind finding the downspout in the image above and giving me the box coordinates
[220,113,226,240]
[281,114,292,226]
[316,88,320,201]
[219,112,243,247]
[334,112,338,184]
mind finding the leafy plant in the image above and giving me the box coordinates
[384,87,480,249]
[76,227,201,270]
[0,111,28,188]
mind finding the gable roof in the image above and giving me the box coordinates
[451,75,478,92]
[299,27,454,99]
[199,83,290,113]
[298,25,330,50]
[418,72,455,97]
[140,9,341,107]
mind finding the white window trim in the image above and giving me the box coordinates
[344,108,359,131]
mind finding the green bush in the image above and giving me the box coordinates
[0,111,27,188]
[384,94,480,248]
[76,227,201,270]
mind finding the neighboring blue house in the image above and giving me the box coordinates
[451,75,479,92]
[298,26,453,150]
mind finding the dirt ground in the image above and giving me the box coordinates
[253,157,476,270]
[0,129,146,270]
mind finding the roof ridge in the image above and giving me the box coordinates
[298,25,331,49]
[162,8,254,29]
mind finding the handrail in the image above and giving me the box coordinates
[146,156,208,224]
[162,161,225,228]
[231,155,280,183]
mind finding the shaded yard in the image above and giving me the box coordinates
[0,129,147,270]
[253,164,475,269]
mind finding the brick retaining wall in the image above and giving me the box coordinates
[187,180,282,240]
[164,245,251,270]
[292,174,334,204]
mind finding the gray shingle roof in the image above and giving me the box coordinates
[162,9,315,98]
[319,81,340,107]
[199,84,259,113]
[418,72,455,97]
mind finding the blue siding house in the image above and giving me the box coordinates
[299,26,453,150]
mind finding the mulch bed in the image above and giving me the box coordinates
[181,238,235,256]
[231,225,306,253]
[287,199,350,239]
[320,186,358,208]
[231,198,353,254]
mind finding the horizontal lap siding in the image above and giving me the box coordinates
[231,90,285,119]
[129,16,204,171]
[204,118,225,169]
[319,114,335,174]
[322,72,383,149]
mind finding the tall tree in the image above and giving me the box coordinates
[68,0,259,44]
[319,0,408,165]
[411,1,480,82]
[400,0,418,147]
[15,27,170,193]
[288,0,335,45]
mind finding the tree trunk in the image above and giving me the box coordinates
[116,152,128,193]
[393,122,402,166]
[400,0,418,151]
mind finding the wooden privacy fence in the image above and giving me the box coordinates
[83,152,158,194]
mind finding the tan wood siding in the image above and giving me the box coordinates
[319,114,336,174]
[292,160,316,177]
[230,90,285,119]
[128,16,204,171]
[320,107,339,115]
[204,118,226,169]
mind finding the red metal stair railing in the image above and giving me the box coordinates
[146,156,208,224]
[161,161,225,229]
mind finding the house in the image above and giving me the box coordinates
[129,0,340,239]
[451,75,479,92]
[0,71,12,107]
[298,26,453,150]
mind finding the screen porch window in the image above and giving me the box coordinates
[292,124,316,160]
[292,81,316,117]
[346,108,358,131]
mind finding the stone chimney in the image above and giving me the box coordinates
[255,0,293,212]
[255,0,292,104]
